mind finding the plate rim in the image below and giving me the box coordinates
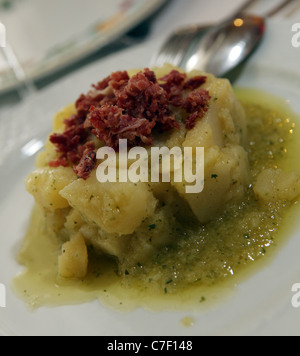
[0,0,168,94]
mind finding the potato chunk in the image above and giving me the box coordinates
[173,145,249,223]
[35,104,77,168]
[184,75,247,148]
[25,166,77,210]
[58,233,88,279]
[60,173,158,235]
[254,169,300,202]
[172,75,249,223]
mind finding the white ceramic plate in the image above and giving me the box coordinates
[0,0,167,93]
[1,18,300,336]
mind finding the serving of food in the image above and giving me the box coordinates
[12,63,300,312]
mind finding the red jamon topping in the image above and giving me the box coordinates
[49,68,211,179]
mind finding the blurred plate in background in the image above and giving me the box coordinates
[0,0,167,93]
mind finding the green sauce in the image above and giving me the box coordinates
[12,89,300,312]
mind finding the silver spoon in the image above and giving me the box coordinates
[151,14,265,77]
[152,0,296,77]
[183,14,265,77]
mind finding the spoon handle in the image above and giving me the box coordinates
[231,0,297,19]
[230,0,259,18]
[265,0,296,17]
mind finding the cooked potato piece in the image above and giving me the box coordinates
[172,76,249,223]
[254,169,300,202]
[79,223,131,258]
[25,166,77,210]
[60,172,158,235]
[58,233,88,279]
[184,75,247,148]
[173,145,249,223]
[35,104,77,168]
[52,104,76,133]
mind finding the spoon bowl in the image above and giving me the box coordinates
[152,14,265,77]
[184,15,265,77]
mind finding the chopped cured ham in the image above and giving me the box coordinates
[49,68,210,179]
